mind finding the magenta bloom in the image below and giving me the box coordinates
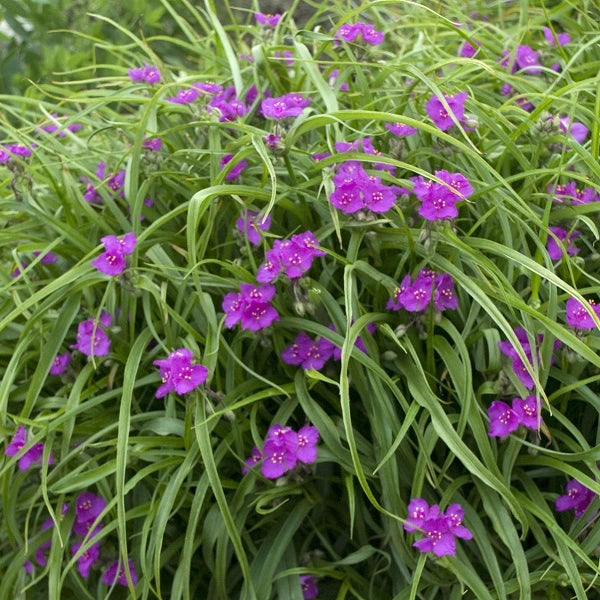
[459,40,480,58]
[558,117,588,143]
[565,297,600,330]
[413,516,456,557]
[101,559,138,587]
[515,45,541,73]
[300,575,319,599]
[129,63,161,84]
[425,92,468,131]
[296,426,319,464]
[543,26,570,46]
[236,210,271,245]
[192,81,223,95]
[75,492,106,528]
[142,137,162,151]
[0,144,32,163]
[33,250,58,264]
[556,480,595,517]
[385,122,418,136]
[411,170,472,221]
[70,313,111,357]
[512,395,540,429]
[398,272,434,312]
[261,424,298,479]
[333,22,384,46]
[208,86,248,121]
[264,133,282,148]
[488,401,520,437]
[242,446,263,474]
[49,352,70,375]
[261,93,310,119]
[71,541,100,578]
[153,348,208,398]
[254,12,281,27]
[166,88,200,104]
[404,498,431,532]
[5,426,53,471]
[434,273,458,311]
[220,154,247,181]
[445,504,473,541]
[281,332,334,371]
[91,232,137,276]
[222,284,279,332]
[547,226,580,260]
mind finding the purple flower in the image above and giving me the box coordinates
[236,210,271,246]
[404,497,431,532]
[101,559,138,587]
[261,424,298,479]
[296,425,319,464]
[75,492,107,528]
[49,352,70,375]
[444,504,473,540]
[547,226,580,260]
[0,144,32,164]
[556,480,595,517]
[333,22,384,46]
[459,41,479,58]
[261,93,310,119]
[300,575,319,599]
[5,426,53,471]
[71,541,100,578]
[264,133,282,148]
[220,154,247,181]
[91,232,137,276]
[153,348,209,398]
[512,395,540,429]
[70,313,111,357]
[565,297,600,330]
[281,332,334,371]
[166,88,200,104]
[434,273,458,311]
[425,92,468,131]
[558,117,588,143]
[242,446,263,474]
[38,113,82,137]
[515,45,542,73]
[142,137,162,151]
[222,284,279,331]
[33,251,58,264]
[386,274,412,311]
[129,63,161,84]
[398,272,434,312]
[413,516,456,557]
[254,12,281,27]
[385,122,418,136]
[328,69,349,91]
[488,401,520,437]
[543,26,570,46]
[192,81,223,95]
[208,86,248,121]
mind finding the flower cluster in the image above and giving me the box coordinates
[91,232,137,276]
[425,92,468,131]
[235,210,272,245]
[128,63,161,84]
[208,86,248,121]
[333,22,384,46]
[498,327,560,389]
[404,499,472,557]
[329,160,400,214]
[409,170,473,221]
[257,231,325,282]
[82,162,126,203]
[335,137,395,173]
[243,423,320,479]
[565,298,600,330]
[153,348,208,398]
[0,144,32,164]
[387,269,458,313]
[487,395,541,437]
[4,426,53,471]
[37,113,82,137]
[549,182,598,205]
[222,283,279,331]
[261,93,311,119]
[70,311,112,357]
[555,480,595,518]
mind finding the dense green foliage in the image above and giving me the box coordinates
[1,0,600,598]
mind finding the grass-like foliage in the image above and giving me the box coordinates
[2,0,600,598]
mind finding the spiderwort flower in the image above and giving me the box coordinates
[300,575,319,599]
[5,426,53,471]
[208,86,248,121]
[128,63,161,84]
[547,226,580,260]
[515,45,542,73]
[91,232,137,276]
[49,352,70,375]
[512,395,541,429]
[254,12,281,27]
[142,137,162,152]
[101,559,138,587]
[70,312,112,357]
[236,210,272,246]
[153,348,208,398]
[385,122,418,136]
[543,26,570,47]
[192,81,223,95]
[75,492,107,532]
[425,92,468,131]
[281,332,335,371]
[242,446,263,474]
[166,88,200,104]
[261,93,311,119]
[565,298,600,330]
[0,144,32,164]
[222,283,279,331]
[71,541,100,578]
[333,22,384,45]
[558,117,589,144]
[488,401,520,437]
[261,424,299,479]
[220,154,247,181]
[556,480,595,517]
